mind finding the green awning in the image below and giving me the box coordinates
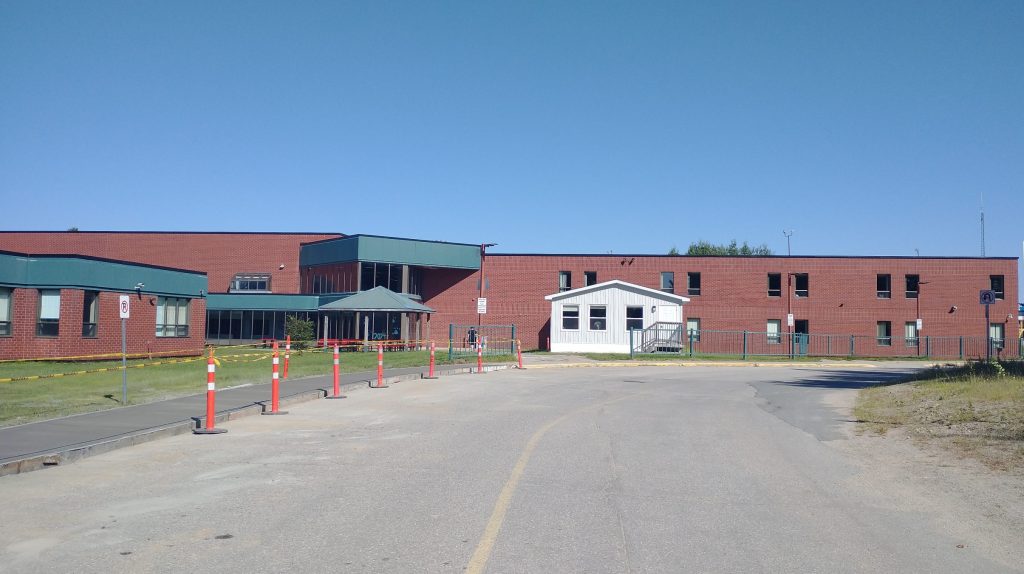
[318,286,435,313]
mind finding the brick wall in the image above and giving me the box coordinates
[0,232,341,294]
[0,287,206,360]
[423,254,1020,352]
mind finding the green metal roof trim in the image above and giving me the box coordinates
[300,235,480,269]
[0,251,206,297]
[318,286,435,313]
[206,293,323,311]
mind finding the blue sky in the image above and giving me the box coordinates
[1,1,1021,267]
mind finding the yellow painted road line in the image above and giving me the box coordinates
[466,393,642,574]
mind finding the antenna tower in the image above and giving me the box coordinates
[980,193,986,257]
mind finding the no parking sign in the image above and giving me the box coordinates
[119,295,130,319]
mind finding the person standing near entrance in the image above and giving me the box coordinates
[468,326,478,349]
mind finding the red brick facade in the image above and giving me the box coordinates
[1,232,1018,358]
[424,255,1020,353]
[0,232,341,295]
[0,288,206,361]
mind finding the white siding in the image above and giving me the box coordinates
[549,283,684,353]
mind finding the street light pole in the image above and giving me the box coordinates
[783,230,793,256]
[916,280,930,356]
[478,243,497,327]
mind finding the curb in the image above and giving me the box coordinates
[0,363,514,478]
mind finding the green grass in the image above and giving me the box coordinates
[854,360,1024,471]
[0,346,511,428]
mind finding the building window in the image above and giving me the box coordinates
[686,318,701,342]
[37,289,60,337]
[876,321,892,346]
[360,263,404,293]
[82,291,98,338]
[0,287,11,336]
[626,306,644,331]
[989,324,1005,350]
[660,272,674,293]
[766,320,781,344]
[585,271,597,286]
[905,275,919,298]
[990,275,1004,300]
[904,321,918,347]
[559,271,572,292]
[687,272,701,296]
[767,273,781,297]
[231,273,271,292]
[562,305,579,330]
[793,273,809,297]
[156,297,190,337]
[589,306,607,330]
[876,274,891,299]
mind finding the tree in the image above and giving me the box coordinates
[686,240,773,256]
[285,315,315,350]
[668,246,680,256]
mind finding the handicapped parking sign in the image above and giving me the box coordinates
[979,290,996,305]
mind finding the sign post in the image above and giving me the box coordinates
[980,290,996,362]
[119,295,130,404]
[477,297,487,315]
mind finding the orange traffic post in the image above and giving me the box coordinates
[423,341,438,379]
[476,344,484,374]
[283,335,291,380]
[194,348,227,434]
[517,339,524,369]
[326,344,346,399]
[372,343,388,388]
[262,341,288,415]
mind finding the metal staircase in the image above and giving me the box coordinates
[634,322,685,353]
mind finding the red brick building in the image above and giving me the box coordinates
[0,231,1018,359]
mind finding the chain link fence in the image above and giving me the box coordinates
[631,328,1022,360]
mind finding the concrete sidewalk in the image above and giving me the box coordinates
[0,362,512,477]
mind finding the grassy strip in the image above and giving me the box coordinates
[854,361,1024,471]
[0,347,511,428]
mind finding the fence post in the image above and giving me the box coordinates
[827,335,831,357]
[742,331,747,360]
[925,336,930,358]
[959,336,964,359]
[262,341,288,415]
[849,335,854,357]
[688,331,694,358]
[510,325,517,355]
[448,324,454,361]
[629,329,634,359]
[194,348,227,434]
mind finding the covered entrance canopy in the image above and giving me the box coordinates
[318,286,434,343]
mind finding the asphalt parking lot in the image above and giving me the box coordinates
[0,364,1020,573]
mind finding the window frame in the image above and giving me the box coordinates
[905,274,919,299]
[904,321,918,347]
[686,317,701,342]
[687,272,701,296]
[561,304,580,330]
[990,275,1004,300]
[766,319,781,344]
[989,323,1005,350]
[0,287,11,337]
[584,271,597,287]
[588,305,607,331]
[36,289,61,338]
[876,321,892,346]
[767,273,782,297]
[625,306,644,331]
[558,271,572,293]
[660,272,674,293]
[156,296,191,338]
[876,274,891,299]
[82,290,99,338]
[793,273,809,298]
[231,273,272,293]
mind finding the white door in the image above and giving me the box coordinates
[656,304,680,324]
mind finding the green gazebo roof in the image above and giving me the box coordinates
[318,286,435,313]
